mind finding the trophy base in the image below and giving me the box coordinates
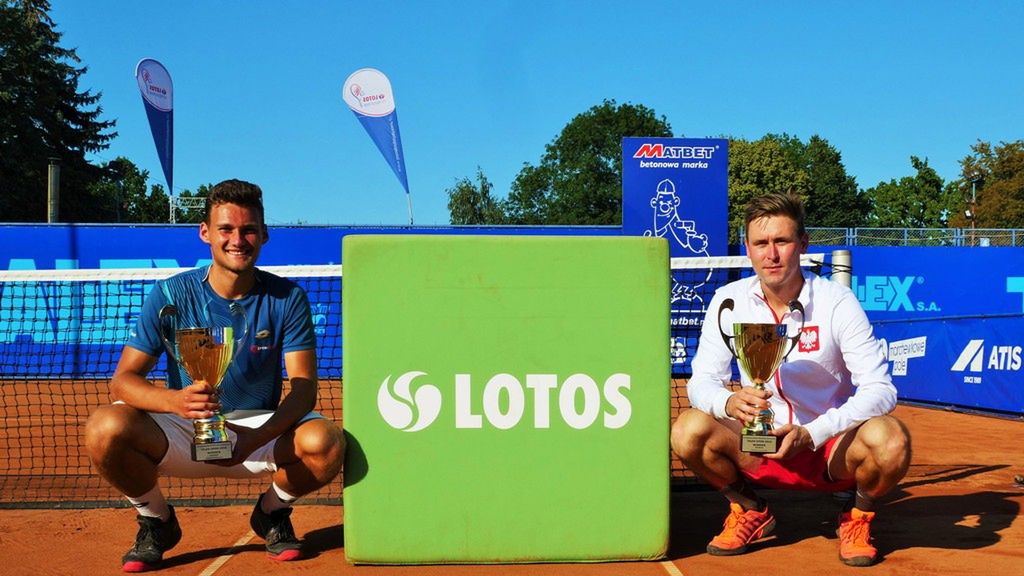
[740,433,778,454]
[191,441,233,462]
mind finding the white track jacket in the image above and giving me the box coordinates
[687,272,897,450]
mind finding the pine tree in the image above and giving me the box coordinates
[0,0,116,222]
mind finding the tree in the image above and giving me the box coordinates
[446,169,504,225]
[85,157,170,222]
[771,134,868,228]
[0,0,117,222]
[864,156,952,228]
[947,140,1024,229]
[503,99,673,225]
[727,136,809,243]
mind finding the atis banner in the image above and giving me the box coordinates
[135,58,173,193]
[343,68,413,224]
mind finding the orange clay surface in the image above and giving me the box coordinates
[1,404,1021,576]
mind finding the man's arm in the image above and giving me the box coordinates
[237,348,319,450]
[802,290,897,448]
[687,292,741,419]
[110,345,220,419]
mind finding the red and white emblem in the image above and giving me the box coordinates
[798,326,820,352]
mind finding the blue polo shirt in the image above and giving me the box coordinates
[127,266,316,412]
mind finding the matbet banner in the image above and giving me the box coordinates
[622,137,728,373]
[135,58,173,192]
[876,315,1023,415]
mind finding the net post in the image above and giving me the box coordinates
[831,249,852,288]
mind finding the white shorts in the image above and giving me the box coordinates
[147,409,323,479]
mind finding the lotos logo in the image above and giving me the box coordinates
[377,372,442,432]
[376,371,632,431]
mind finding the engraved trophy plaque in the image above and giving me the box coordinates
[718,298,804,454]
[159,302,247,462]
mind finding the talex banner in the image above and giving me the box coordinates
[622,137,728,372]
[343,68,412,222]
[135,58,173,192]
[876,315,1023,415]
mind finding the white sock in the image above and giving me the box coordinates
[127,485,170,521]
[260,482,299,514]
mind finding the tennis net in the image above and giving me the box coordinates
[0,253,840,507]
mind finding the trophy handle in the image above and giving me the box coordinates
[158,304,182,365]
[782,300,807,360]
[227,301,249,363]
[717,298,738,355]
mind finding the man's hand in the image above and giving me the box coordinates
[725,386,773,425]
[210,422,267,467]
[765,423,814,460]
[172,380,220,420]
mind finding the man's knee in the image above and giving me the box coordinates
[84,404,142,455]
[859,415,912,469]
[670,409,715,459]
[293,419,345,474]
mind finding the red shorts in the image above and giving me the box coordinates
[740,435,855,492]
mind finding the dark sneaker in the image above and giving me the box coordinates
[121,505,182,572]
[250,495,302,561]
[706,502,776,556]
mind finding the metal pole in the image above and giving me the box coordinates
[831,249,852,288]
[47,158,61,223]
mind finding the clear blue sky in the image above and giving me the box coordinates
[50,1,1023,226]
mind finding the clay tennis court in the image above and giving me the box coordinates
[1,378,1021,576]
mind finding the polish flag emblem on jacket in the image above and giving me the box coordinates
[799,326,820,352]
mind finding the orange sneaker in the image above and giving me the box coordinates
[838,507,877,566]
[706,502,776,555]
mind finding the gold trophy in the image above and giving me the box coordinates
[159,303,247,462]
[718,298,804,454]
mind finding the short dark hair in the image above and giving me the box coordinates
[744,192,806,237]
[205,179,265,224]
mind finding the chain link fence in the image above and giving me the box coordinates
[741,227,1024,247]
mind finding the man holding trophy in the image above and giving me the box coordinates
[85,180,345,572]
[670,193,911,567]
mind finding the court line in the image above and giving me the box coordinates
[661,560,685,576]
[197,530,255,576]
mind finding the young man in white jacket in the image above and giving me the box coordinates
[671,192,911,567]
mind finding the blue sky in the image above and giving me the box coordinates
[50,1,1023,226]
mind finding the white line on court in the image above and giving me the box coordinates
[197,530,255,576]
[661,560,685,576]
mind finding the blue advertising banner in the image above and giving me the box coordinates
[622,137,728,372]
[135,59,173,192]
[343,68,413,224]
[876,314,1023,415]
[847,247,1024,319]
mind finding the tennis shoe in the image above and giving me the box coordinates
[121,505,182,572]
[706,502,776,555]
[250,495,302,561]
[838,507,877,566]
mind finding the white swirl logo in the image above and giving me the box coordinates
[377,371,442,432]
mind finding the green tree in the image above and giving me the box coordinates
[446,168,505,225]
[864,156,951,228]
[947,140,1024,229]
[172,184,210,224]
[771,134,868,228]
[503,99,673,225]
[0,0,116,222]
[727,136,809,243]
[86,157,170,222]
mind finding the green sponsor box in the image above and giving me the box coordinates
[342,235,669,564]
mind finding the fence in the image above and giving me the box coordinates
[739,227,1024,247]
